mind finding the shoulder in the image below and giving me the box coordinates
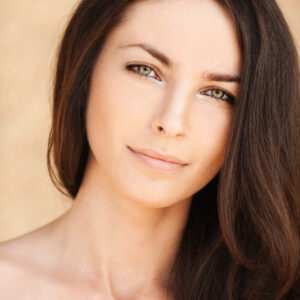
[0,224,63,297]
[0,225,53,269]
[0,221,100,299]
[0,234,39,297]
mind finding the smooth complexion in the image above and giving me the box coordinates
[0,0,241,299]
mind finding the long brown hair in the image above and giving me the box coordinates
[47,0,300,299]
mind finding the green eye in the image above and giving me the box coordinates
[211,89,225,99]
[126,64,162,81]
[201,88,235,104]
[138,65,152,75]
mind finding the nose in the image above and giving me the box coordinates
[150,83,190,138]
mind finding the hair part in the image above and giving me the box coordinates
[47,0,300,299]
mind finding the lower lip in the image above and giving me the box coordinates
[128,147,186,172]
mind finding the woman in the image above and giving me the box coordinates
[0,0,299,299]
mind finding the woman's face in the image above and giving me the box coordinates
[86,0,241,207]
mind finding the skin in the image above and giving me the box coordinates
[0,0,241,299]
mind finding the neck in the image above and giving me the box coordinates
[53,156,192,298]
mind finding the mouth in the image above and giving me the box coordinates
[128,146,188,172]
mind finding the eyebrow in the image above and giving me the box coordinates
[204,72,240,83]
[119,43,172,67]
[119,43,240,83]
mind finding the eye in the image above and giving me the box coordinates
[126,64,162,82]
[200,88,235,105]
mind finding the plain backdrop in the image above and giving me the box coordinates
[0,0,299,242]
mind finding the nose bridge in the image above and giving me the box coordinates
[151,81,191,137]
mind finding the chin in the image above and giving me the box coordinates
[115,175,198,210]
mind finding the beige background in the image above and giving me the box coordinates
[0,0,299,242]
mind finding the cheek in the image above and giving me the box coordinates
[192,104,233,173]
[86,66,133,141]
[85,66,156,170]
[180,106,232,196]
[204,111,231,157]
[87,63,159,136]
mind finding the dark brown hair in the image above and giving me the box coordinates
[47,0,300,299]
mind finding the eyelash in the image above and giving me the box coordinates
[126,64,162,82]
[125,63,235,104]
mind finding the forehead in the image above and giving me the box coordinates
[105,0,241,75]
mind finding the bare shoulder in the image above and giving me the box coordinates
[0,225,55,298]
[0,222,102,299]
[0,222,55,267]
[0,240,26,298]
[0,220,88,299]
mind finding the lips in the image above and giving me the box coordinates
[129,147,188,166]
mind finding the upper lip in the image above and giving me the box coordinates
[129,146,188,165]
